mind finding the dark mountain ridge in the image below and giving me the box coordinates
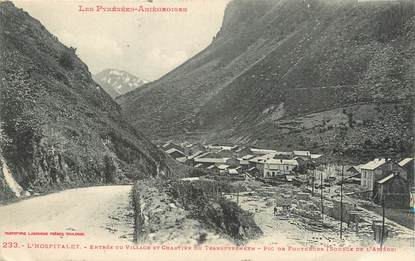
[118,0,414,160]
[0,1,181,201]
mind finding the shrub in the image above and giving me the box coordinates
[103,155,116,183]
[188,168,210,177]
[58,48,75,70]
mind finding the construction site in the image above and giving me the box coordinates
[224,179,414,249]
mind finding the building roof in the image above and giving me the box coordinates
[217,149,234,154]
[191,143,206,149]
[162,140,179,148]
[274,151,292,156]
[248,155,269,163]
[376,174,396,184]
[206,145,221,150]
[161,140,174,147]
[217,164,230,170]
[310,154,322,159]
[347,172,361,179]
[194,157,229,164]
[293,156,306,161]
[165,148,185,156]
[347,164,364,174]
[266,159,299,166]
[399,158,413,167]
[228,169,239,175]
[293,151,311,156]
[176,157,187,163]
[187,151,204,160]
[241,154,256,160]
[195,152,210,158]
[197,152,226,158]
[180,177,200,181]
[251,148,277,155]
[249,153,277,163]
[360,158,386,170]
[235,147,250,153]
[207,145,237,151]
[180,141,191,146]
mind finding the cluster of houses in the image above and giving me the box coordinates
[160,141,414,209]
[160,141,322,179]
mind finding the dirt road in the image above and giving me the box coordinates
[0,185,136,261]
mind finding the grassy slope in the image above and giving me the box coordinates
[118,0,414,160]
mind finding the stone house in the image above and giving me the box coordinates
[360,158,407,190]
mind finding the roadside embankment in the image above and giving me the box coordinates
[132,179,262,245]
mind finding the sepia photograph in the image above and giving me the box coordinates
[0,0,414,260]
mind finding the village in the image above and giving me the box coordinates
[160,140,414,247]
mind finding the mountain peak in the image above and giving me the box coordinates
[94,69,148,98]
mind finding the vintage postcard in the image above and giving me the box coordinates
[0,0,414,260]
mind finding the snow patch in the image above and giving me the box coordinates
[109,70,121,76]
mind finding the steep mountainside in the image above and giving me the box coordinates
[118,0,414,160]
[93,69,147,98]
[0,2,181,202]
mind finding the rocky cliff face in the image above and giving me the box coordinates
[0,1,181,201]
[93,69,148,98]
[118,0,414,160]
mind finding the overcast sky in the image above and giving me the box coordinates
[14,0,230,81]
